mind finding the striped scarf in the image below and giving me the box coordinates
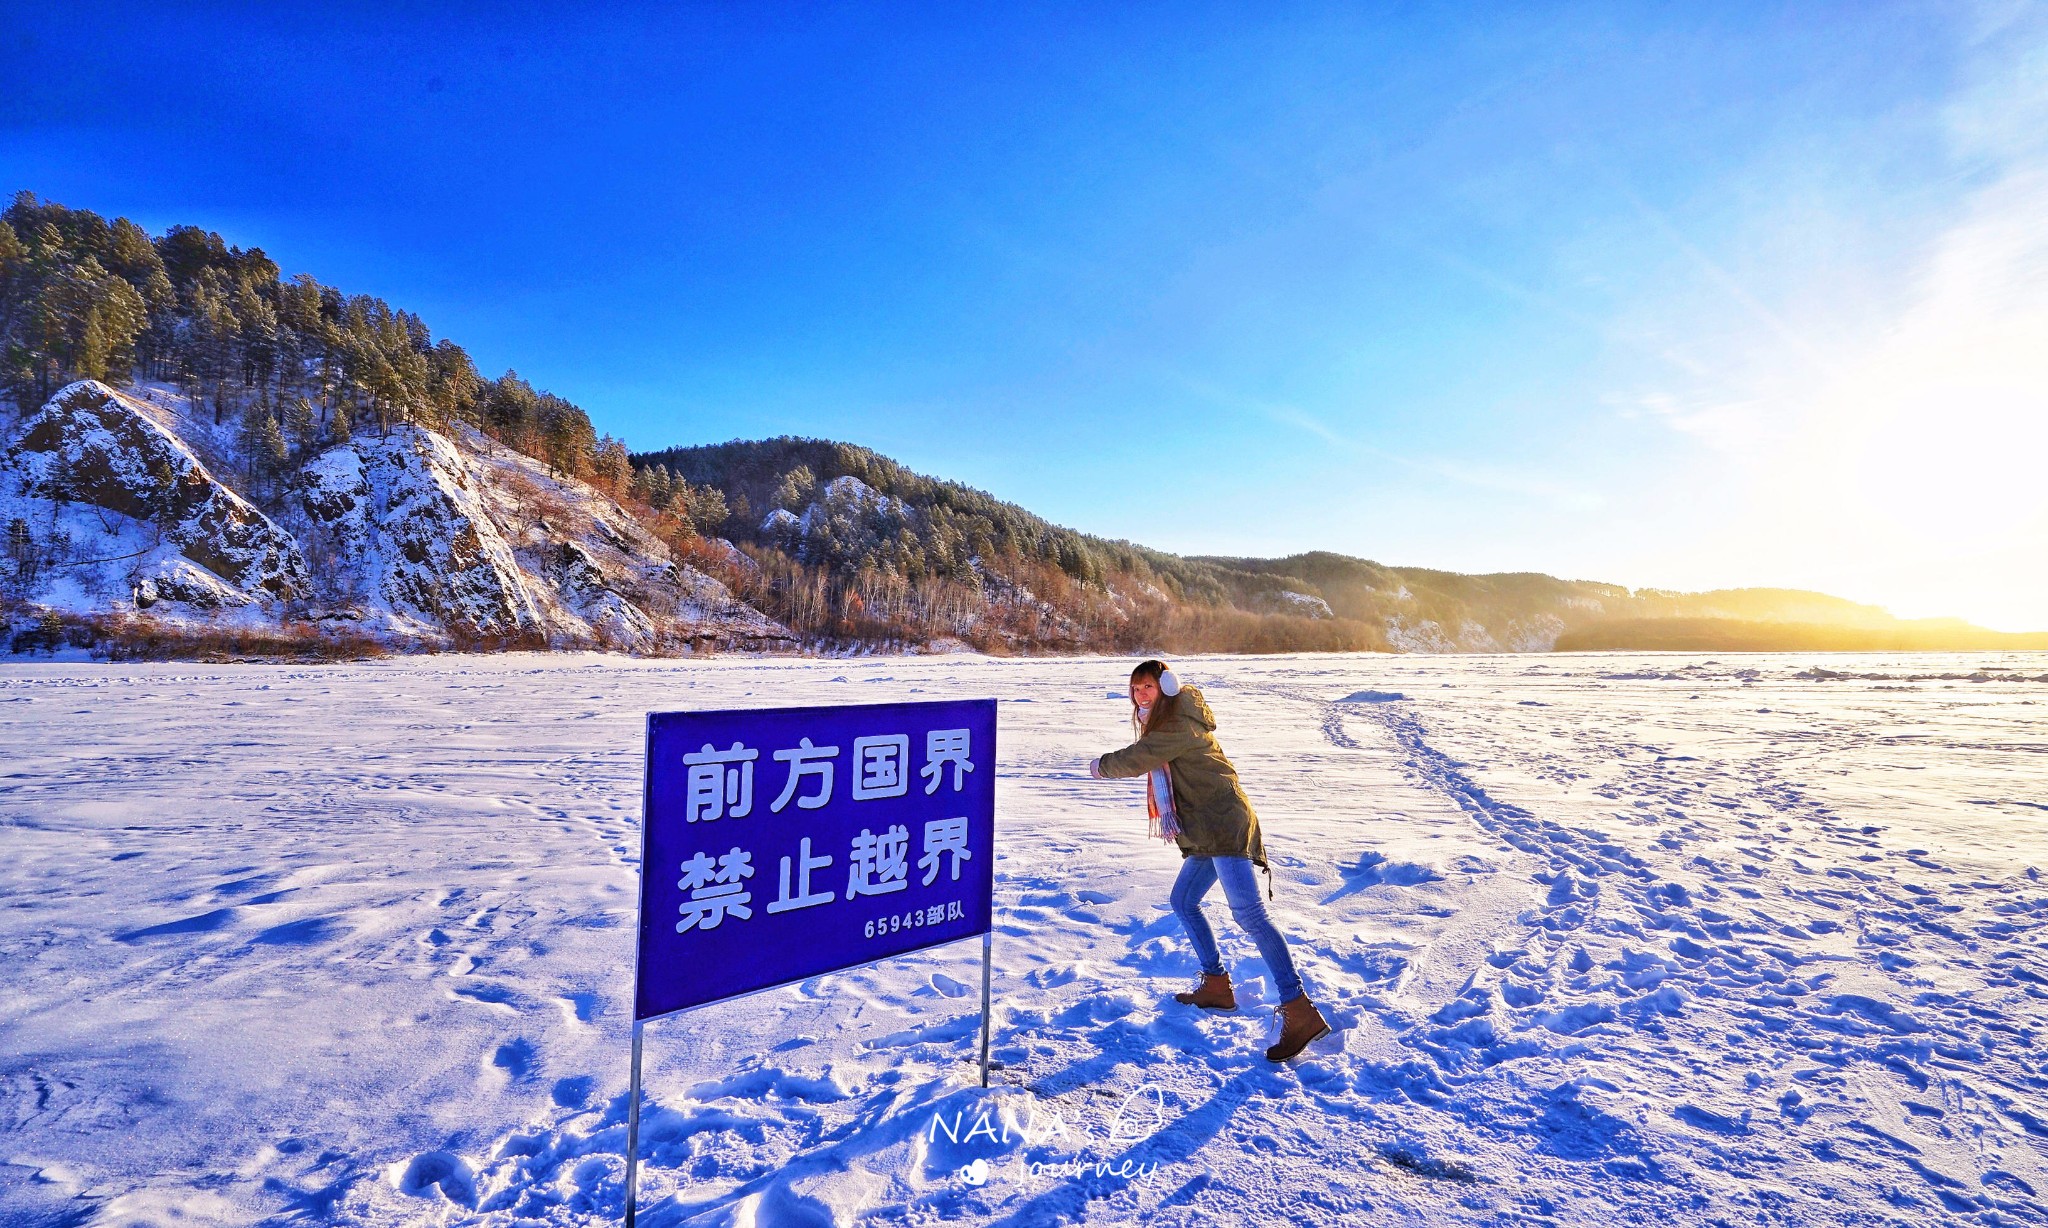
[1135,707,1182,844]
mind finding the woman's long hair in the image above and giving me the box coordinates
[1131,659,1179,735]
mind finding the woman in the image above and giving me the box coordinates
[1088,659,1331,1062]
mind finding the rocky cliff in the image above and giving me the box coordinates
[1,381,793,655]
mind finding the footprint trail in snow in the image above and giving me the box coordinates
[1,651,2043,1226]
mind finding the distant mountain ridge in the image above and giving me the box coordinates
[632,436,2045,655]
[9,383,2041,659]
[5,190,2040,659]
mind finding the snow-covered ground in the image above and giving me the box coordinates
[3,651,2045,1227]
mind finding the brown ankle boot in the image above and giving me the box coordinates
[1265,993,1331,1061]
[1173,973,1236,1010]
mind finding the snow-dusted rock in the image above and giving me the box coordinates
[790,475,916,566]
[1386,617,1459,653]
[972,563,1086,647]
[3,385,797,655]
[1498,613,1567,652]
[0,381,308,615]
[458,432,795,652]
[1253,589,1336,619]
[131,558,256,612]
[293,428,542,639]
[548,539,658,652]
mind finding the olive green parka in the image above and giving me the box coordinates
[1096,685,1267,868]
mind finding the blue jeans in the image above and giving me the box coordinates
[1170,856,1304,1002]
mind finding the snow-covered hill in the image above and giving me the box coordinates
[0,381,793,655]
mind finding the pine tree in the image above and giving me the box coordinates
[77,306,110,380]
[155,223,231,288]
[277,275,338,422]
[285,395,317,455]
[241,403,287,477]
[187,268,241,423]
[773,465,817,512]
[0,220,23,334]
[379,311,428,430]
[427,339,480,428]
[138,267,176,377]
[86,263,149,379]
[339,298,380,431]
[486,370,539,450]
[536,393,595,478]
[107,218,159,280]
[233,274,278,395]
[594,435,632,494]
[684,482,728,533]
[631,463,669,508]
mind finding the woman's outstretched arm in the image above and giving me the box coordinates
[1093,722,1204,779]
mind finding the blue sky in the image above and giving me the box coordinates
[6,3,2045,628]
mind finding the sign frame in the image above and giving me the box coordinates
[620,699,998,1226]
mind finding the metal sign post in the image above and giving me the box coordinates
[979,927,994,1088]
[620,698,998,1225]
[623,1021,645,1226]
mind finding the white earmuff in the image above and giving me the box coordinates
[1158,668,1181,697]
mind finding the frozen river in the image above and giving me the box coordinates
[3,651,2045,1226]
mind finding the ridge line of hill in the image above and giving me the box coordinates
[4,191,2041,658]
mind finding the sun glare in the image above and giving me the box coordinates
[1709,162,2048,631]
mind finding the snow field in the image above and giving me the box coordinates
[2,651,2045,1226]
